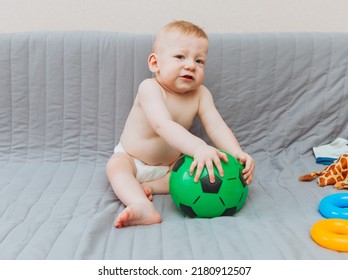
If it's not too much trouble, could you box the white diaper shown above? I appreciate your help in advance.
[114,143,169,183]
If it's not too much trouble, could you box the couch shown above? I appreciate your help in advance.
[0,31,347,259]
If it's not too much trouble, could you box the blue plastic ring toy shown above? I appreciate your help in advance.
[319,193,348,219]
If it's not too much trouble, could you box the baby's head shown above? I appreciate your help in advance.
[152,21,208,53]
[149,21,209,93]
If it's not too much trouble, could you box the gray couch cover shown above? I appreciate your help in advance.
[0,31,348,259]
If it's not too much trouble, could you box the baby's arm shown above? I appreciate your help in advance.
[138,79,226,183]
[198,86,255,184]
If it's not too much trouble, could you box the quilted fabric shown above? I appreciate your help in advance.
[0,31,348,259]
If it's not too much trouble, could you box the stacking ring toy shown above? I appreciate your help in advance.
[310,219,348,252]
[319,193,348,219]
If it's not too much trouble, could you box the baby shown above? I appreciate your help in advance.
[106,20,255,228]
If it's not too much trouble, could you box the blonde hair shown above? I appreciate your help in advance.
[153,20,208,51]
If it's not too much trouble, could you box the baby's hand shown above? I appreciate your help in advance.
[235,151,255,185]
[190,145,228,183]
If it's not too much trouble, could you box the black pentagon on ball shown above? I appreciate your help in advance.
[200,175,223,193]
[179,203,197,217]
[239,170,248,187]
[221,206,237,216]
[172,156,185,172]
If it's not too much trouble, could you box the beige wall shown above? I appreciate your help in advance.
[1,0,348,34]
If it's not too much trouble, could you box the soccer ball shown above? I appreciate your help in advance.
[169,152,248,218]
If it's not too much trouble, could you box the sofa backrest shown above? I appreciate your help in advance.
[0,31,347,162]
[0,32,153,162]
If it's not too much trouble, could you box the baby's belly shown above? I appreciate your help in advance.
[122,138,181,166]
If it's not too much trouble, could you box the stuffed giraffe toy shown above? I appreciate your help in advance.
[299,153,348,190]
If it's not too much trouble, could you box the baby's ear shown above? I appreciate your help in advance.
[148,53,159,73]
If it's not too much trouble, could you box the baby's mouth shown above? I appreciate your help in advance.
[181,75,194,80]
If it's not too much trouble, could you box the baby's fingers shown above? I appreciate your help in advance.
[190,160,204,183]
[243,171,253,185]
[193,162,205,183]
[218,151,229,163]
[242,158,255,184]
[212,156,224,180]
[190,160,216,183]
[189,159,197,177]
[205,160,217,183]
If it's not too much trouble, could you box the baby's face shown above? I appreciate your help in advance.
[153,31,209,94]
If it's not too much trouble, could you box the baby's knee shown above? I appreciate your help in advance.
[106,154,118,172]
[106,153,136,176]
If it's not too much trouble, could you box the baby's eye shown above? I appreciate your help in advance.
[196,59,205,65]
[175,55,185,60]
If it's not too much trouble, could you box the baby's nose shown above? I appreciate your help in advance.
[184,59,196,70]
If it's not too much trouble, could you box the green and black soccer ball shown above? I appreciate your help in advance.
[169,152,248,218]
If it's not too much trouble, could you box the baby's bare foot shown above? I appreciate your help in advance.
[114,201,162,228]
[142,186,153,201]
[141,175,170,195]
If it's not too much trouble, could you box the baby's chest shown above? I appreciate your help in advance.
[167,101,198,129]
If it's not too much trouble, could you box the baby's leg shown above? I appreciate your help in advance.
[141,172,170,197]
[106,153,162,228]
